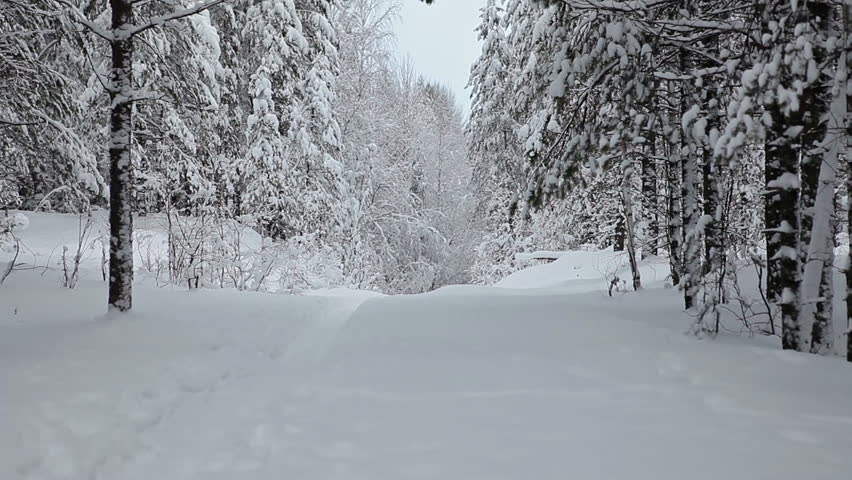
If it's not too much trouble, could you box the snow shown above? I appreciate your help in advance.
[513,250,570,262]
[498,248,670,291]
[2,213,852,479]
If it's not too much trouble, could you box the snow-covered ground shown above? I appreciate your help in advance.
[2,212,851,479]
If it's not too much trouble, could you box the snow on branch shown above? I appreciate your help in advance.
[53,0,114,42]
[122,0,229,39]
[0,118,43,128]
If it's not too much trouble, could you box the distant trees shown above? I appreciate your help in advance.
[467,0,851,360]
[335,0,473,292]
[2,0,473,305]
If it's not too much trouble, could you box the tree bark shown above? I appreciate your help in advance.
[681,95,701,309]
[641,130,659,258]
[769,110,803,351]
[760,2,806,350]
[798,2,833,352]
[794,0,837,353]
[623,146,641,291]
[764,140,783,304]
[108,0,135,312]
[665,132,682,287]
[809,230,835,354]
[613,210,625,252]
[843,0,852,362]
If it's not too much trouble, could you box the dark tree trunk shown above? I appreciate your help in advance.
[769,111,803,351]
[680,83,701,309]
[701,53,723,300]
[760,3,807,350]
[622,146,641,291]
[681,138,700,310]
[844,0,852,362]
[665,133,682,287]
[108,0,135,312]
[764,145,783,304]
[761,2,782,306]
[613,211,625,252]
[641,130,659,258]
[703,154,716,264]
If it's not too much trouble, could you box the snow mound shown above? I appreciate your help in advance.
[496,248,670,291]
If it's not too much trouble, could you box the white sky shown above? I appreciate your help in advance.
[394,0,485,111]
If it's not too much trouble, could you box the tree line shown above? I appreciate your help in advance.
[467,0,851,361]
[1,0,474,305]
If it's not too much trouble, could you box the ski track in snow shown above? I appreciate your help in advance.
[2,285,376,480]
[2,278,852,479]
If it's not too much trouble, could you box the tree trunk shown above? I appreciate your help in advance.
[802,80,838,354]
[681,133,701,310]
[108,0,135,312]
[760,3,806,350]
[700,35,722,287]
[810,230,835,354]
[764,140,783,304]
[623,147,641,291]
[665,133,682,287]
[798,1,833,352]
[613,210,625,252]
[703,153,717,266]
[641,130,659,259]
[843,0,852,362]
[769,113,803,351]
[681,92,701,311]
[762,2,782,306]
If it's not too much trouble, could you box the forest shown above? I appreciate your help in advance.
[466,0,852,359]
[2,1,852,478]
[2,0,476,298]
[4,0,849,359]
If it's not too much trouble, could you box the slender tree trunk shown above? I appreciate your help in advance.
[764,142,783,304]
[613,211,626,251]
[108,0,135,312]
[843,0,852,362]
[810,229,835,354]
[681,89,702,310]
[803,86,838,354]
[623,146,641,291]
[700,35,721,284]
[701,72,724,315]
[762,2,782,306]
[665,133,682,287]
[703,152,717,265]
[769,111,803,351]
[797,1,835,353]
[798,2,833,352]
[681,134,701,310]
[641,130,659,258]
[759,2,805,350]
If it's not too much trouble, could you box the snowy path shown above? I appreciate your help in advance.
[3,278,852,479]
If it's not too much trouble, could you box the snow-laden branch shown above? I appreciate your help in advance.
[0,118,43,128]
[53,0,114,42]
[122,0,229,39]
[54,0,229,42]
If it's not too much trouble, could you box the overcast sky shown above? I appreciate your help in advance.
[394,0,485,112]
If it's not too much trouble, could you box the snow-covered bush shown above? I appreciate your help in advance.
[0,211,28,253]
[0,210,28,285]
